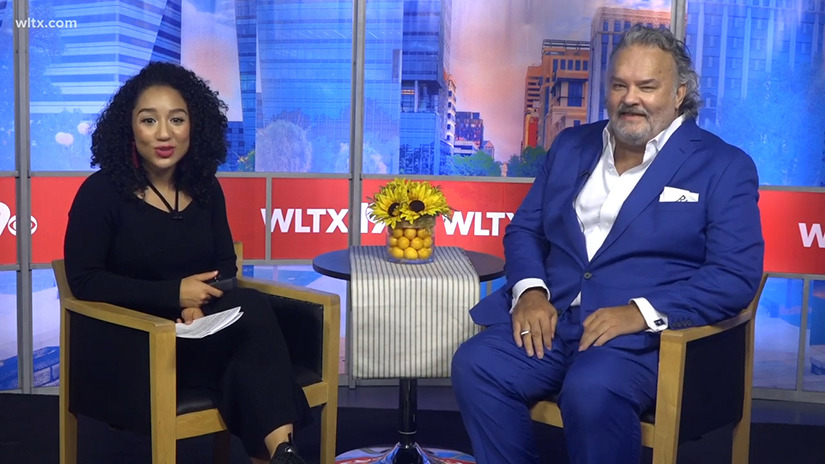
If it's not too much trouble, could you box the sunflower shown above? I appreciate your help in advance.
[401,181,453,223]
[367,178,409,228]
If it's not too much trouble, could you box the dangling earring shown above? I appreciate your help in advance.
[131,142,140,169]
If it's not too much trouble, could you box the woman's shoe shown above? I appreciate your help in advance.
[269,434,306,464]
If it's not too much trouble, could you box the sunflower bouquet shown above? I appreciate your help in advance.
[368,178,453,263]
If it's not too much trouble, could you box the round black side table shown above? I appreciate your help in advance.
[313,247,504,464]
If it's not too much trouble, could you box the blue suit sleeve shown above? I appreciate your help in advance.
[501,140,558,293]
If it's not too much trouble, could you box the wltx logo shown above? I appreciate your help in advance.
[0,202,38,236]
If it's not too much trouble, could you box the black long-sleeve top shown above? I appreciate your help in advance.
[63,171,237,320]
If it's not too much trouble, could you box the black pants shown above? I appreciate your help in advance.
[177,287,309,458]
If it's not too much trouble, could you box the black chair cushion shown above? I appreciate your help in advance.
[177,388,219,416]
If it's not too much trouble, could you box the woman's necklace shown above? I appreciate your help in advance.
[145,181,182,220]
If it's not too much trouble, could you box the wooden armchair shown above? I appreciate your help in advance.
[530,274,767,464]
[54,242,340,464]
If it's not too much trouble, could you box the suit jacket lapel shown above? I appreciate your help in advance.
[590,120,701,263]
[562,125,605,265]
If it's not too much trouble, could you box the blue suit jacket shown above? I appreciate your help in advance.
[470,119,765,351]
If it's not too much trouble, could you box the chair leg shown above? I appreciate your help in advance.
[651,445,678,464]
[651,431,678,464]
[213,430,232,464]
[731,419,750,464]
[152,430,177,464]
[319,403,339,464]
[60,408,78,464]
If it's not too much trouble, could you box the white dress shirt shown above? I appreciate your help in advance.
[511,115,686,332]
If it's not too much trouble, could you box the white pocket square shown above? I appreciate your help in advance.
[659,186,699,203]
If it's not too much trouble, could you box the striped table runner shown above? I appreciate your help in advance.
[350,246,481,378]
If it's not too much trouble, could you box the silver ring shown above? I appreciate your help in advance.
[520,329,531,336]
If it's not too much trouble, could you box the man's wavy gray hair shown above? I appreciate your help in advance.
[610,25,701,119]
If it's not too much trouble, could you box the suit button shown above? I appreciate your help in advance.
[583,272,592,279]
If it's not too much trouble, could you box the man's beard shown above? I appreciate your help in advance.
[609,104,655,147]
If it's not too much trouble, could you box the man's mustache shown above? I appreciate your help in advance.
[617,104,648,117]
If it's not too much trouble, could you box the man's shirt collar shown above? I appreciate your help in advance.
[601,114,686,168]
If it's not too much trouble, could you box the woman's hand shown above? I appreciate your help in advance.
[177,307,205,324]
[179,270,224,308]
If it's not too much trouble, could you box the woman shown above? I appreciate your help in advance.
[63,62,309,464]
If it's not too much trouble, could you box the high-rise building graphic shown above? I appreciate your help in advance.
[363,1,403,174]
[251,1,405,173]
[452,110,484,158]
[523,39,590,150]
[30,0,183,115]
[444,73,457,145]
[233,0,257,164]
[439,72,457,175]
[523,61,543,151]
[455,111,483,144]
[225,121,244,171]
[587,7,670,123]
[399,0,453,175]
[254,1,354,172]
[685,0,825,186]
[453,139,478,156]
[686,0,825,124]
[523,109,540,151]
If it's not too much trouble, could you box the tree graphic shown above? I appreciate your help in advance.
[506,145,546,178]
[448,150,502,177]
[255,119,313,172]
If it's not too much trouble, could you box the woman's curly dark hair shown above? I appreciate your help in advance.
[90,61,228,205]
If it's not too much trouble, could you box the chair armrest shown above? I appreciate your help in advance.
[660,273,766,347]
[237,276,339,308]
[660,309,753,345]
[237,277,340,387]
[62,296,174,334]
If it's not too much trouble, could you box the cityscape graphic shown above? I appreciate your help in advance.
[2,0,821,184]
[0,0,824,389]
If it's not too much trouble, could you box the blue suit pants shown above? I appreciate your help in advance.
[451,308,659,464]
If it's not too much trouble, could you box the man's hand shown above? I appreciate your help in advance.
[511,288,558,359]
[177,307,205,325]
[579,303,647,351]
[179,271,224,308]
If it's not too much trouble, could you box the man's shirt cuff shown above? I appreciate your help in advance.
[632,297,668,332]
[510,278,550,313]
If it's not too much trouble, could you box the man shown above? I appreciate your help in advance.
[451,25,764,464]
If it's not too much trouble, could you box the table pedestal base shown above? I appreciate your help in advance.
[335,379,475,464]
[335,444,475,464]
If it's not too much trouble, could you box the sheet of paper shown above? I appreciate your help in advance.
[176,306,242,339]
